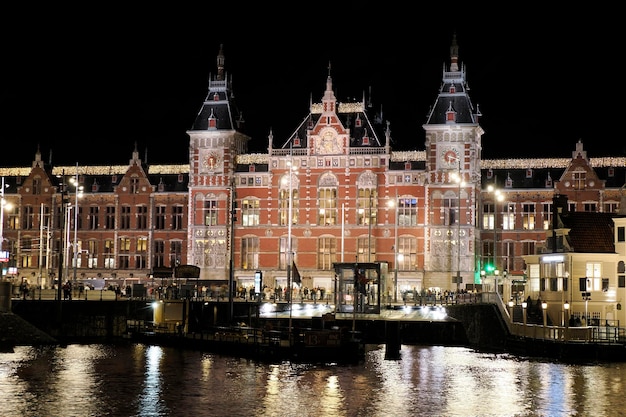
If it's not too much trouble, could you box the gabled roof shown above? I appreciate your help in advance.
[281,73,387,151]
[561,212,619,253]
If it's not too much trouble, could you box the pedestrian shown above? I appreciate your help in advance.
[63,281,72,300]
[20,279,29,300]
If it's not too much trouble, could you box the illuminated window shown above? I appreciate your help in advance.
[204,200,218,226]
[398,237,417,271]
[357,188,377,226]
[356,237,375,263]
[318,188,337,226]
[398,197,418,226]
[522,203,535,230]
[317,236,336,270]
[542,202,552,230]
[279,173,299,226]
[482,203,495,230]
[241,237,259,270]
[502,203,515,230]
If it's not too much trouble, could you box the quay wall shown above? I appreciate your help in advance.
[8,299,506,350]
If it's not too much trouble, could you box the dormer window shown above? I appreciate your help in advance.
[545,173,553,188]
[404,162,411,170]
[450,85,456,94]
[608,167,615,177]
[446,102,456,122]
[294,137,301,147]
[208,109,217,129]
[308,119,314,129]
[487,169,493,179]
[177,173,183,183]
[213,92,219,101]
[526,169,533,178]
[505,175,513,188]
[355,115,362,128]
[91,181,99,192]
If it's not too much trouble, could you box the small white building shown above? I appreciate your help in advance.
[523,192,626,329]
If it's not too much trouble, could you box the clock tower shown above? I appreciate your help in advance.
[422,33,484,291]
[187,45,250,280]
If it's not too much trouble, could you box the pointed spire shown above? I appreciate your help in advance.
[322,61,337,114]
[217,44,225,81]
[450,32,459,72]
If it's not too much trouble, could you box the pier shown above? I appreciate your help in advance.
[5,290,626,363]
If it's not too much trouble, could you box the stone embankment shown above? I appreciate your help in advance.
[0,312,58,350]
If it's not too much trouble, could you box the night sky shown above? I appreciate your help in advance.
[3,5,624,167]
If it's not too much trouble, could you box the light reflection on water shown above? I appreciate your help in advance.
[1,343,625,417]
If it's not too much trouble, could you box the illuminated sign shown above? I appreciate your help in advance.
[542,255,564,263]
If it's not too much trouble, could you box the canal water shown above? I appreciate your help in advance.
[1,343,624,417]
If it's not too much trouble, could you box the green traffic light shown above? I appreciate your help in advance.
[485,264,494,272]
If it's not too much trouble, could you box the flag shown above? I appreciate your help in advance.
[292,261,301,285]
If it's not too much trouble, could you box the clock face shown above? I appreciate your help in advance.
[439,146,460,167]
[202,150,222,171]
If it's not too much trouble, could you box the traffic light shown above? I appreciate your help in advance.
[484,263,495,273]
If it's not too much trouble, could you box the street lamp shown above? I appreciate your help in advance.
[486,183,503,296]
[56,170,70,302]
[542,301,548,338]
[69,165,83,284]
[564,301,570,340]
[450,165,465,292]
[284,153,298,335]
[522,301,528,327]
[0,177,10,280]
[387,192,399,303]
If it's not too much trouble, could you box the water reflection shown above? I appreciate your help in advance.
[1,343,625,417]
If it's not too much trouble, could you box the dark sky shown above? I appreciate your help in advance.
[3,5,624,167]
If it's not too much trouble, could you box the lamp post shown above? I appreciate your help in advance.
[285,152,297,335]
[522,301,528,327]
[368,192,373,262]
[388,192,399,303]
[451,164,465,292]
[56,170,69,303]
[564,301,570,341]
[487,184,503,296]
[228,177,236,323]
[0,177,8,281]
[542,301,548,338]
[69,165,83,284]
[0,177,5,254]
